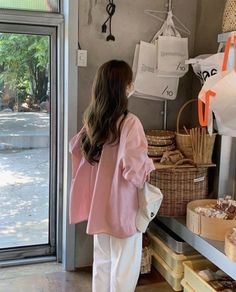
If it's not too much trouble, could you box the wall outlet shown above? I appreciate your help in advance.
[77,50,87,67]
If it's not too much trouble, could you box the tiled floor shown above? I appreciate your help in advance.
[0,262,63,280]
[0,262,175,292]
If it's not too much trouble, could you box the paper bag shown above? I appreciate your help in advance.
[133,41,179,100]
[157,36,189,77]
[198,34,236,137]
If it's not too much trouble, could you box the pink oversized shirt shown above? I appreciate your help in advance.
[69,113,155,238]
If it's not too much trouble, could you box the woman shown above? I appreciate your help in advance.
[69,60,155,292]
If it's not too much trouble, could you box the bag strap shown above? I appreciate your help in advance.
[166,11,181,37]
[151,11,180,43]
[198,90,216,127]
[222,34,236,72]
[151,22,168,43]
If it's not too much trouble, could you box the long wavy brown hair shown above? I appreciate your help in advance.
[81,60,133,164]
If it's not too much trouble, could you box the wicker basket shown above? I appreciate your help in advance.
[140,247,152,274]
[176,99,196,159]
[145,130,175,146]
[150,166,208,216]
[148,144,175,157]
[222,0,236,33]
[176,99,216,164]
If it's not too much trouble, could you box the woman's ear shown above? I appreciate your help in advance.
[126,83,135,98]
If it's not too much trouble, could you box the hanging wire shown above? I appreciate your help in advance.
[101,0,116,41]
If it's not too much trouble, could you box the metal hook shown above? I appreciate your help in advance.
[166,0,172,12]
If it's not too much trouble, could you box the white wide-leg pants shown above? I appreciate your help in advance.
[92,232,142,292]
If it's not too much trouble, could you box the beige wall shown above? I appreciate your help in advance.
[195,0,225,55]
[75,0,226,267]
[77,0,197,130]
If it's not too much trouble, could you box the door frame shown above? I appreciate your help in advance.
[0,1,78,270]
[0,23,57,261]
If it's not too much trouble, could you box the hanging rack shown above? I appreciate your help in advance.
[168,0,172,12]
[144,0,191,36]
[145,0,190,130]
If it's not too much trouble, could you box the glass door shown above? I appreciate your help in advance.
[0,24,57,260]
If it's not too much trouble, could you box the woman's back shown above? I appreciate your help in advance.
[69,112,154,238]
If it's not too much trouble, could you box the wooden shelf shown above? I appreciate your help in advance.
[157,216,236,280]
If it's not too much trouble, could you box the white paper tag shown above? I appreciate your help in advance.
[194,176,205,183]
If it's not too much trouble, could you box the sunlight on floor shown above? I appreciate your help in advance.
[0,169,33,187]
[0,148,49,248]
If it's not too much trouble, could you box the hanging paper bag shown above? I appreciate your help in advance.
[132,41,179,100]
[189,53,224,84]
[156,35,189,77]
[198,34,236,137]
[151,11,189,78]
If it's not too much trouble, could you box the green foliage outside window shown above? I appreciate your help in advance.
[0,34,49,111]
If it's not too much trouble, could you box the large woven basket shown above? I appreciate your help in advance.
[222,0,236,33]
[150,166,208,216]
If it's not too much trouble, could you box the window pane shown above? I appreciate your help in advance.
[0,33,50,248]
[0,0,59,12]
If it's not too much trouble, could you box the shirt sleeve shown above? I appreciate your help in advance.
[69,127,84,178]
[122,117,155,189]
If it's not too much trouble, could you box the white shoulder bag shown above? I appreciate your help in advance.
[136,182,163,233]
